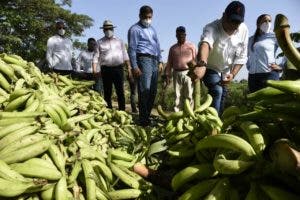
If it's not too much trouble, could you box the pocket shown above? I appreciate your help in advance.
[203,70,221,87]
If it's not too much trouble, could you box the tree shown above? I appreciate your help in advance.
[0,0,93,62]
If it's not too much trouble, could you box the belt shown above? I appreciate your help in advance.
[101,64,123,68]
[137,53,158,60]
[174,68,189,72]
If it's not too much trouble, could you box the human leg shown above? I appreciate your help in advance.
[112,66,125,111]
[101,67,113,109]
[137,57,154,126]
[203,69,223,115]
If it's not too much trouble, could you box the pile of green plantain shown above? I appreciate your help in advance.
[148,14,300,200]
[0,53,158,200]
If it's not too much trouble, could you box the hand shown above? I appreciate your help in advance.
[132,67,142,78]
[127,70,134,83]
[94,72,101,78]
[221,73,234,85]
[193,66,206,81]
[187,60,196,68]
[158,62,163,73]
[270,63,282,72]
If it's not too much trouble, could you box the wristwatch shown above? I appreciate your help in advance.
[196,60,207,67]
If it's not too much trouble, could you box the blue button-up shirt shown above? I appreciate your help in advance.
[247,32,279,74]
[128,22,162,69]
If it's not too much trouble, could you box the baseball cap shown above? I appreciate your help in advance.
[225,1,245,23]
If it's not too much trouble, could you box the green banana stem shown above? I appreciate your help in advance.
[274,14,300,71]
[193,79,201,110]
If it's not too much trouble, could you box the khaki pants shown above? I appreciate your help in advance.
[173,70,193,112]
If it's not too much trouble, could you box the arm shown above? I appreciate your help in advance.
[229,25,249,80]
[194,42,210,79]
[46,38,54,68]
[128,27,139,69]
[154,28,163,63]
[164,47,173,84]
[194,24,214,80]
[92,45,100,74]
[75,52,83,72]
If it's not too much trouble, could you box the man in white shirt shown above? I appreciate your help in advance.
[46,21,73,75]
[75,38,103,95]
[194,1,248,115]
[93,20,131,111]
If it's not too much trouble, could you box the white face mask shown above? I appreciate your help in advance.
[104,30,114,38]
[141,19,152,27]
[58,29,65,36]
[260,22,272,33]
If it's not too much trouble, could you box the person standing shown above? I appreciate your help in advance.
[193,1,248,115]
[165,26,197,112]
[93,20,131,111]
[75,38,103,94]
[46,21,73,75]
[247,14,282,93]
[128,5,163,126]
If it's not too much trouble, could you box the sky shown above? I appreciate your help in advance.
[69,0,300,80]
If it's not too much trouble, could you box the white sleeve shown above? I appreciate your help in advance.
[46,38,54,68]
[200,24,215,49]
[93,43,100,64]
[121,40,129,62]
[75,52,83,72]
[233,25,249,65]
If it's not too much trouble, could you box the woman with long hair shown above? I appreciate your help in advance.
[247,14,282,93]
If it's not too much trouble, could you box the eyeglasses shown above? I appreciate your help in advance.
[104,28,113,31]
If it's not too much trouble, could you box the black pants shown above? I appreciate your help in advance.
[101,65,125,110]
[248,71,280,93]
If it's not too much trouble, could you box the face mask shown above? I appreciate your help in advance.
[104,30,114,38]
[260,22,272,33]
[141,19,152,27]
[58,29,65,36]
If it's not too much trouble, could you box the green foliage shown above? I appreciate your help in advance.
[0,0,93,62]
[225,80,248,109]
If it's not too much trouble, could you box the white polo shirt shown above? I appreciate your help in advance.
[46,35,73,70]
[201,19,248,74]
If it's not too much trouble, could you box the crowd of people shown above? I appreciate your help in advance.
[46,1,283,126]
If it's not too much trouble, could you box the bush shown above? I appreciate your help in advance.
[225,79,248,109]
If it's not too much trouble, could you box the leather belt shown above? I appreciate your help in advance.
[137,53,158,60]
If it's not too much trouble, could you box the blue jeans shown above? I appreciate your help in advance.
[203,69,227,116]
[137,56,158,125]
[248,71,280,93]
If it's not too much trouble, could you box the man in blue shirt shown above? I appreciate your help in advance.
[128,5,163,126]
